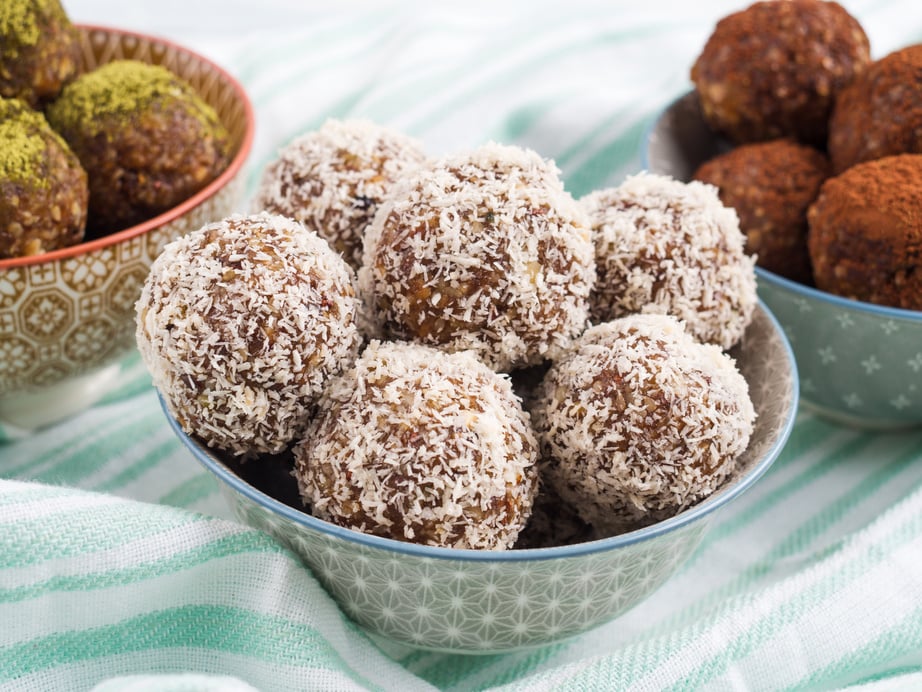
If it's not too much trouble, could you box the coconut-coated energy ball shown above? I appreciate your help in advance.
[807,154,922,310]
[136,212,361,458]
[293,340,538,550]
[693,138,830,285]
[691,0,870,146]
[828,45,922,174]
[359,142,596,371]
[0,0,82,108]
[253,119,427,269]
[47,60,231,235]
[581,172,756,350]
[0,97,87,259]
[531,314,755,536]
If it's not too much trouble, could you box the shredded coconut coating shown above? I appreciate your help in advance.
[581,172,757,350]
[293,341,539,550]
[531,313,755,536]
[358,142,596,372]
[136,212,361,458]
[253,118,427,269]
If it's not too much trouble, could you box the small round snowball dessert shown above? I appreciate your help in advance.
[531,314,755,536]
[136,212,361,458]
[293,341,539,550]
[582,173,757,350]
[253,119,427,269]
[359,142,596,371]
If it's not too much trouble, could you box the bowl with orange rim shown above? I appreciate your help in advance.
[0,25,254,432]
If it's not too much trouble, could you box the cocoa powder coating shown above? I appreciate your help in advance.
[807,154,922,310]
[693,138,829,284]
[691,0,870,146]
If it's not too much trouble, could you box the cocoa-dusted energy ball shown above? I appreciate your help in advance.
[0,0,82,107]
[828,45,922,174]
[581,172,757,350]
[0,97,87,259]
[531,314,755,535]
[47,60,231,235]
[136,212,361,458]
[691,0,870,146]
[294,340,538,550]
[359,142,595,371]
[807,154,922,310]
[253,119,427,269]
[693,138,830,284]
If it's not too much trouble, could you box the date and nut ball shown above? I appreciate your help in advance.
[807,154,922,311]
[293,340,538,550]
[581,172,756,351]
[136,212,361,458]
[359,142,596,372]
[47,59,231,235]
[0,0,82,108]
[693,138,830,284]
[0,97,88,259]
[691,0,870,146]
[253,119,427,270]
[828,45,922,174]
[531,313,755,536]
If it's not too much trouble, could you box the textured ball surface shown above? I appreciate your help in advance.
[359,142,595,371]
[254,119,427,269]
[294,340,539,550]
[532,314,755,535]
[582,172,756,350]
[136,212,361,457]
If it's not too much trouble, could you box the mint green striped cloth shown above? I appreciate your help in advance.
[4,1,922,689]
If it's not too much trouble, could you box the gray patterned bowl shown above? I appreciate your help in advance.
[0,25,254,433]
[644,91,922,430]
[163,303,798,654]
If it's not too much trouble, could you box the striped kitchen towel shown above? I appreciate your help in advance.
[3,0,922,689]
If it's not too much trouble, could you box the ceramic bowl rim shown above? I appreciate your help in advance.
[640,90,922,325]
[0,23,256,271]
[163,301,798,564]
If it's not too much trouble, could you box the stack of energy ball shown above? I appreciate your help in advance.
[689,0,922,310]
[137,117,759,551]
[0,0,229,259]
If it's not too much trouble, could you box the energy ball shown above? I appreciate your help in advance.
[136,212,361,458]
[47,60,231,235]
[581,172,756,350]
[693,139,829,285]
[293,340,538,550]
[359,142,596,371]
[531,314,755,535]
[691,0,870,146]
[807,154,922,310]
[828,45,922,174]
[0,0,82,108]
[0,97,87,259]
[253,119,427,269]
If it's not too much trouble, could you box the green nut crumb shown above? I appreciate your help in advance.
[47,60,222,137]
[0,0,69,54]
[0,98,61,188]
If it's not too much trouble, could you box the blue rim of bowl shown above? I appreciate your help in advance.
[639,91,922,325]
[161,301,798,563]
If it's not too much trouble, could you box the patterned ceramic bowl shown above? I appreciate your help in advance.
[163,303,798,653]
[0,25,254,432]
[644,91,922,430]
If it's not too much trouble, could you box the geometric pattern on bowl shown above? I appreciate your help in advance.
[165,303,798,653]
[757,274,922,429]
[0,25,253,395]
[643,90,922,429]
